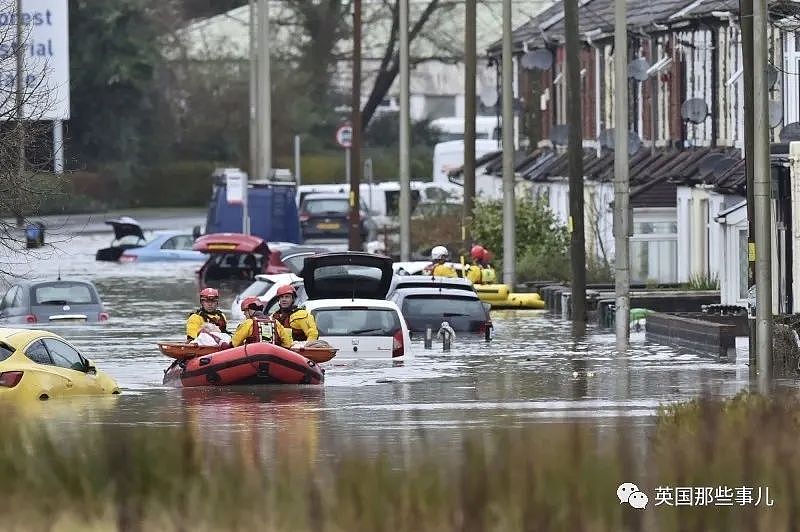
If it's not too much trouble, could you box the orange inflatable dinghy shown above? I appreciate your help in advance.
[163,342,324,387]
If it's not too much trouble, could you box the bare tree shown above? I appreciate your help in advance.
[359,0,458,129]
[0,0,68,276]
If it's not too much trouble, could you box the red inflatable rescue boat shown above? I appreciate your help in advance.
[163,342,324,387]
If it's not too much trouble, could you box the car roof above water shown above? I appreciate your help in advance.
[305,298,401,310]
[16,279,98,288]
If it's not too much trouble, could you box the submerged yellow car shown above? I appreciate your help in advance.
[0,328,120,400]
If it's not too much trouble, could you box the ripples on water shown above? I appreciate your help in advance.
[1,228,753,457]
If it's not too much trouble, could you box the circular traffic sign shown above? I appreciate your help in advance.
[336,125,353,148]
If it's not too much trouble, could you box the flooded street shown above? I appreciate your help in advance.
[0,212,758,460]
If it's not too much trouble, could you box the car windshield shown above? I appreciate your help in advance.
[303,199,348,214]
[33,283,97,305]
[315,265,383,280]
[212,253,263,269]
[401,295,485,318]
[312,307,401,336]
[240,279,275,298]
[282,253,313,274]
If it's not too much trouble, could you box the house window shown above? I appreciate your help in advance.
[630,239,678,284]
[629,212,678,284]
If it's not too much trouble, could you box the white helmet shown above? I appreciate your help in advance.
[431,245,449,260]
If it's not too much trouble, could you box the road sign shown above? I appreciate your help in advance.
[336,125,353,148]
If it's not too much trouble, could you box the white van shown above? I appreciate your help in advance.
[430,116,501,142]
[297,181,463,228]
[432,140,500,183]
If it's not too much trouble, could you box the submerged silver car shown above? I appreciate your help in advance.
[0,280,109,324]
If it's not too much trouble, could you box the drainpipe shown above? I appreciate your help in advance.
[710,26,719,147]
[650,37,658,155]
[585,29,603,156]
[791,142,800,314]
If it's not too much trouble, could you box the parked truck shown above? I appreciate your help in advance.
[204,168,301,243]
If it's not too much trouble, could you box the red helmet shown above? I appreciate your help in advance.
[276,285,297,297]
[200,287,219,300]
[240,296,264,311]
[470,245,486,262]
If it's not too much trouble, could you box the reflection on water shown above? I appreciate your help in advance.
[0,230,755,461]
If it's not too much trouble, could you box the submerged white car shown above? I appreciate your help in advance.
[262,252,411,359]
[230,273,302,321]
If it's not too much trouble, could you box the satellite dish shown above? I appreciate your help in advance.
[698,153,725,175]
[521,51,538,69]
[597,128,641,152]
[522,49,553,70]
[479,87,498,108]
[779,122,800,142]
[768,100,783,128]
[768,65,778,89]
[681,98,709,124]
[550,124,569,146]
[597,129,614,149]
[628,58,650,81]
[712,157,738,177]
[627,131,642,153]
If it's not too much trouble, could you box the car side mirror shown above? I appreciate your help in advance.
[84,359,97,375]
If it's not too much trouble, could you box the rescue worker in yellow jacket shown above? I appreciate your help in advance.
[271,284,319,341]
[466,245,497,284]
[186,288,229,341]
[231,297,294,348]
[424,245,457,277]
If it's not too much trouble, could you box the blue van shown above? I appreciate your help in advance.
[205,171,301,244]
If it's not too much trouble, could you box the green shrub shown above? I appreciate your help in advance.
[129,160,217,207]
[687,272,720,290]
[275,147,434,185]
[0,172,108,216]
[471,197,569,282]
[2,393,800,530]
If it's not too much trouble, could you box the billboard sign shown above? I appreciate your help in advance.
[0,0,70,120]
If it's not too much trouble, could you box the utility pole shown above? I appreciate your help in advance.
[294,135,301,185]
[257,0,272,179]
[753,0,772,389]
[463,0,477,252]
[565,0,586,324]
[740,0,757,367]
[349,0,363,251]
[14,0,24,227]
[501,0,516,288]
[249,0,257,179]
[399,0,411,261]
[613,0,630,351]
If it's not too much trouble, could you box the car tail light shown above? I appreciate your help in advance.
[299,213,310,223]
[0,371,23,388]
[119,253,138,263]
[24,314,37,324]
[392,329,404,358]
[99,312,109,322]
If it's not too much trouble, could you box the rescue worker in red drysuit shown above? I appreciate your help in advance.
[271,284,319,342]
[186,287,229,341]
[231,296,293,348]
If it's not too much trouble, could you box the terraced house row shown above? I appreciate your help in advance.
[462,0,800,314]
